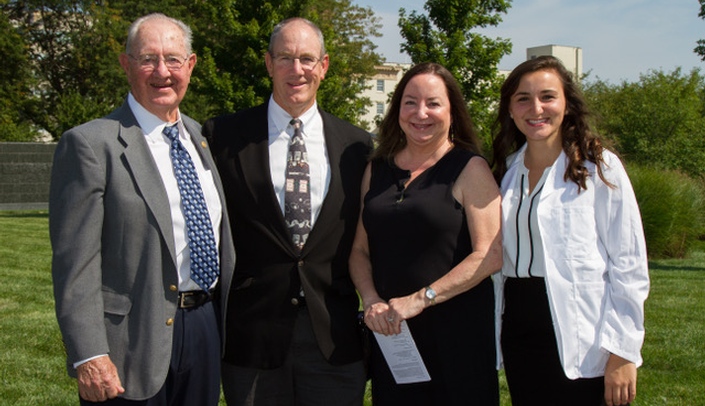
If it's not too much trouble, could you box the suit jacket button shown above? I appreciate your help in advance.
[291,298,299,306]
[169,284,178,292]
[166,318,174,326]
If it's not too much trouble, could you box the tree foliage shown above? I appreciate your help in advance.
[183,0,382,126]
[398,0,512,147]
[0,0,382,140]
[0,5,37,141]
[583,68,705,179]
[2,0,130,140]
[627,163,705,258]
[695,0,705,61]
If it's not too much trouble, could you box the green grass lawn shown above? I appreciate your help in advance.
[1,211,703,405]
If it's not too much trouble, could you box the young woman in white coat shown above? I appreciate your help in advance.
[491,56,650,406]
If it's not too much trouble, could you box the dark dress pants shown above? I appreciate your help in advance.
[221,307,366,406]
[501,277,606,406]
[80,301,221,406]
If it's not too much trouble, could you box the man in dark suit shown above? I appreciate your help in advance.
[49,13,235,405]
[204,17,372,406]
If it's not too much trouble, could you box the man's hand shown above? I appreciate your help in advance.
[76,355,125,402]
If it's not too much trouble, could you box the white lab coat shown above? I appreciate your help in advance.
[496,144,650,379]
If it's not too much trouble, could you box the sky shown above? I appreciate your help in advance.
[352,0,704,83]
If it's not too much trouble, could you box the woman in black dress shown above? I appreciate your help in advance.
[349,62,502,405]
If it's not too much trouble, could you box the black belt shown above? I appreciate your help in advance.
[178,289,213,309]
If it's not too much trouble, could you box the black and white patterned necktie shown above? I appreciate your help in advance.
[284,118,311,252]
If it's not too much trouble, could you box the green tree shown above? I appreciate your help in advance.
[0,6,37,141]
[2,0,128,140]
[695,0,705,61]
[307,0,382,126]
[398,0,512,147]
[184,0,381,126]
[1,0,381,140]
[584,68,705,179]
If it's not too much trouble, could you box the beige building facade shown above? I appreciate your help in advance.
[359,62,411,133]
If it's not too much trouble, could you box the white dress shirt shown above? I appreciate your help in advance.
[501,161,551,278]
[267,96,330,227]
[128,93,222,292]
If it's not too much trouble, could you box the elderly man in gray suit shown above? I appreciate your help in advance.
[49,13,234,405]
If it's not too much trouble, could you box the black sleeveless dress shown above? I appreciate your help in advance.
[363,148,499,405]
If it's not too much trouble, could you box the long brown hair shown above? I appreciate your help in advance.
[374,62,481,160]
[491,55,612,190]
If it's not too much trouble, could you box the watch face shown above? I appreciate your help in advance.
[425,287,436,299]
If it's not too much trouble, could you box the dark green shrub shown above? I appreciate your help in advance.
[584,69,705,180]
[627,163,705,259]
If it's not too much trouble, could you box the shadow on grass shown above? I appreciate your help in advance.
[648,262,705,272]
[0,211,48,218]
[649,262,705,272]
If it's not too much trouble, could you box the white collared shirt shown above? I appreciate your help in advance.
[502,161,553,278]
[267,96,330,227]
[128,93,222,292]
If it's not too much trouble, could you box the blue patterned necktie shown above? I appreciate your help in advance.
[284,118,311,252]
[164,124,219,292]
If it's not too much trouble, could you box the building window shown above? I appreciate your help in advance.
[376,102,384,115]
[376,79,384,92]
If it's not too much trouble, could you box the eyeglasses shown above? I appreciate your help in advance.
[271,54,321,70]
[129,54,189,71]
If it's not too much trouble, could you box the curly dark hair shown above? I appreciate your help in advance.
[491,55,612,190]
[373,62,481,160]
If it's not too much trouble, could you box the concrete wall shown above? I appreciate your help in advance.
[526,45,583,80]
[0,142,56,210]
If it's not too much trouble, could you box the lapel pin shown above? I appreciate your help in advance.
[201,141,208,148]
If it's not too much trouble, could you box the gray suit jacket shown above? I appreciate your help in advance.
[49,101,235,400]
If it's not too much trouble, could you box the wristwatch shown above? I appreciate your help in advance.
[424,286,436,306]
